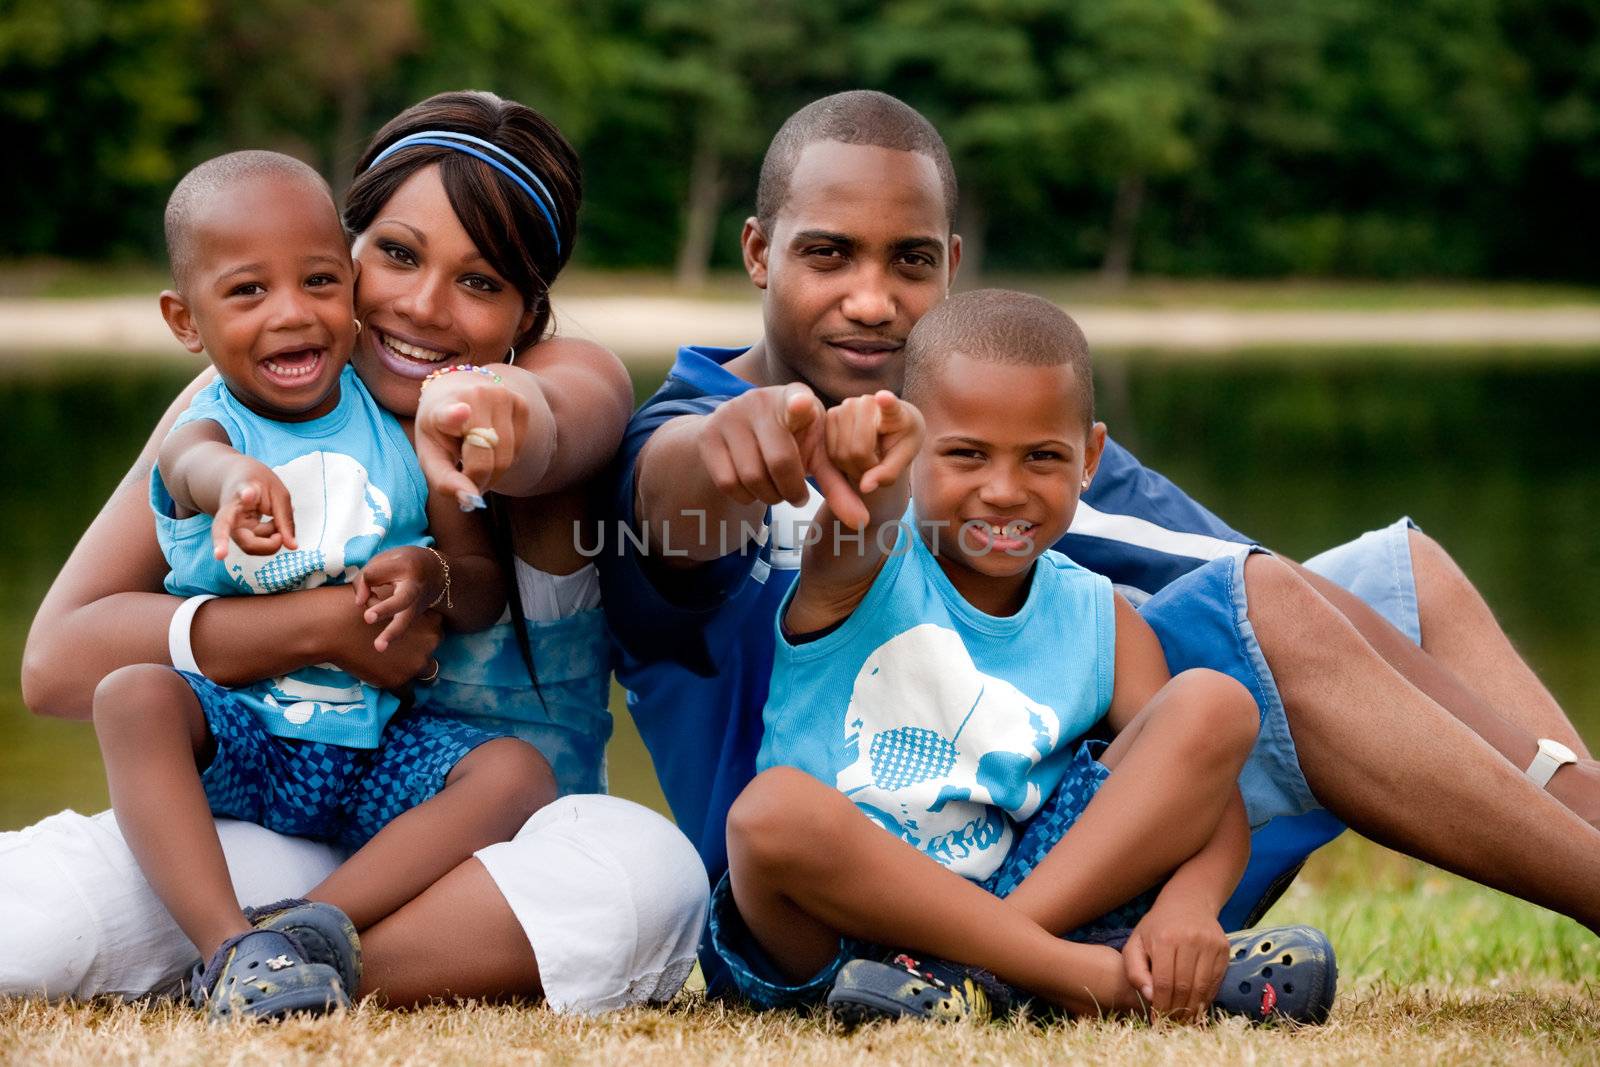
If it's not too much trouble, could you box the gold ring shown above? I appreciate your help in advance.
[464,426,500,450]
[418,659,440,683]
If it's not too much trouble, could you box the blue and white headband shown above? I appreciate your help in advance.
[368,129,563,255]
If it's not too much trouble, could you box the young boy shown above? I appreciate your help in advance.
[90,151,554,1019]
[713,290,1336,1023]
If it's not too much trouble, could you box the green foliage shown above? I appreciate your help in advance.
[0,0,203,255]
[1,0,1596,279]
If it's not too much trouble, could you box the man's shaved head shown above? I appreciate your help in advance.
[903,289,1096,427]
[756,90,958,232]
[164,150,334,293]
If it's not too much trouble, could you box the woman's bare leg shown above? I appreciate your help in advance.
[357,857,542,1004]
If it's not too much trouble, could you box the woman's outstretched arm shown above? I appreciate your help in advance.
[413,336,633,503]
[22,370,439,720]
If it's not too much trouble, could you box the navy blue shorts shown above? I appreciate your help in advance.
[181,671,508,850]
[711,743,1156,1010]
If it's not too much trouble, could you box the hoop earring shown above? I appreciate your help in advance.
[353,318,363,336]
[506,346,516,363]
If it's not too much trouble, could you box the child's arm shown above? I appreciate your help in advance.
[157,419,297,560]
[1121,787,1250,1019]
[1105,597,1248,1017]
[355,492,506,651]
[783,391,923,636]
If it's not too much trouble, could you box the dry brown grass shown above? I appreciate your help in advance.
[5,838,1599,1065]
[4,984,1600,1067]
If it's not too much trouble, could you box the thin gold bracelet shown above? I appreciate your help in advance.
[424,547,452,610]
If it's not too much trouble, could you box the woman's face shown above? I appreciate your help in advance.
[350,163,535,416]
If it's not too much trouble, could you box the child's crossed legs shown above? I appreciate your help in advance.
[724,668,1257,1017]
[92,663,556,963]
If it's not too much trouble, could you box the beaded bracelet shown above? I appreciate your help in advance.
[420,364,503,391]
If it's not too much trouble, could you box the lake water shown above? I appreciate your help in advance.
[2,352,1597,829]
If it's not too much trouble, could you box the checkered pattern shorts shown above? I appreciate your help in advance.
[980,740,1160,935]
[181,671,509,849]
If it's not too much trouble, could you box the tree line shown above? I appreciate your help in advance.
[4,0,1597,282]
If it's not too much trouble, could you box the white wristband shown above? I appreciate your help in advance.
[168,594,218,677]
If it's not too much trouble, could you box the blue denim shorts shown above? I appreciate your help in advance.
[183,671,509,850]
[1139,516,1420,829]
[710,743,1159,1011]
[1139,517,1421,926]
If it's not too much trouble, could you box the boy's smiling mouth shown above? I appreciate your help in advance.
[259,347,327,387]
[962,518,1037,555]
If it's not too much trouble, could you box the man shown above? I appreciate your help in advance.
[598,90,1600,989]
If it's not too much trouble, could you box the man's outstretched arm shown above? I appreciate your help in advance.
[634,383,866,565]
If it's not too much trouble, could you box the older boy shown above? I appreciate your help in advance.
[715,291,1336,1023]
[598,90,1600,999]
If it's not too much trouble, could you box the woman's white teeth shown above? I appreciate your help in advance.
[383,334,449,362]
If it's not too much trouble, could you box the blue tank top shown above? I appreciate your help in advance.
[152,368,430,748]
[758,516,1115,882]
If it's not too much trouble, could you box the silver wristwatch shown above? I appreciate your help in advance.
[1525,737,1578,789]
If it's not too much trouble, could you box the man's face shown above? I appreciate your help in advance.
[744,141,960,404]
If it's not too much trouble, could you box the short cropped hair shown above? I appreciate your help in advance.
[903,289,1095,427]
[164,150,332,294]
[756,90,958,231]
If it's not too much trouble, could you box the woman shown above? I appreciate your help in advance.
[7,91,707,1013]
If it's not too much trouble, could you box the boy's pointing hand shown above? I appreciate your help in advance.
[696,381,868,529]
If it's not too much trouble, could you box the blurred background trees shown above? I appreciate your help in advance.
[3,0,1596,281]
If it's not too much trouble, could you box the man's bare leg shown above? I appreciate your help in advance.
[727,767,1142,1016]
[1405,528,1590,755]
[1289,541,1600,826]
[1247,554,1600,931]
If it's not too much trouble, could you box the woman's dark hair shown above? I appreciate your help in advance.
[350,91,583,699]
[345,90,581,351]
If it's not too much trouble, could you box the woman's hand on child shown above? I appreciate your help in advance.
[327,598,443,689]
[354,547,446,652]
[213,460,296,560]
[1121,901,1230,1020]
[823,391,924,500]
[415,373,529,510]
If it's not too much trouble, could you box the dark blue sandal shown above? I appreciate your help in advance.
[1213,925,1337,1024]
[826,953,1016,1025]
[189,929,348,1021]
[245,899,362,997]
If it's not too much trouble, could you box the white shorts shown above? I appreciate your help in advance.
[0,795,707,1014]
